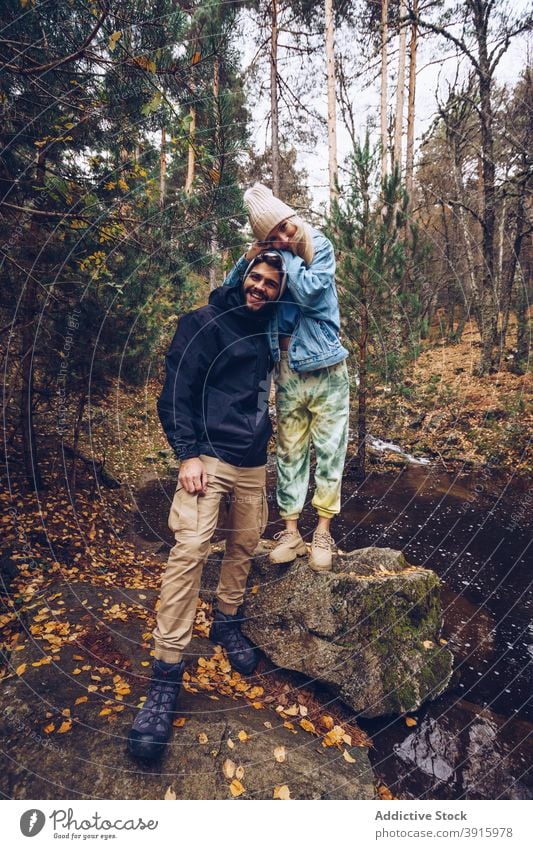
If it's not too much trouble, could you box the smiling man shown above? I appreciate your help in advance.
[127,250,286,762]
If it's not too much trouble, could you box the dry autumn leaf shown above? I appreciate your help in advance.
[222,759,236,780]
[15,663,26,676]
[198,732,208,744]
[235,765,245,781]
[405,717,417,727]
[274,746,286,763]
[300,718,315,733]
[273,784,291,800]
[377,783,395,800]
[164,786,176,800]
[343,749,356,763]
[229,779,245,797]
[74,696,88,706]
[237,730,249,742]
[57,720,72,733]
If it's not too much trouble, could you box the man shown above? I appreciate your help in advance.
[127,251,286,762]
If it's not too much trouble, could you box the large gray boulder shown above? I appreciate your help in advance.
[231,546,453,718]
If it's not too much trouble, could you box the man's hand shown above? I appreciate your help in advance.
[178,457,208,494]
[245,240,270,261]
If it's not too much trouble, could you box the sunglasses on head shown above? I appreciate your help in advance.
[255,251,283,268]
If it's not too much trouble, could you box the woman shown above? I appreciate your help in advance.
[224,183,349,571]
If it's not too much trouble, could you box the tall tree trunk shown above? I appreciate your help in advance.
[159,125,166,209]
[380,0,389,179]
[185,106,196,195]
[325,0,338,201]
[210,55,220,292]
[405,0,418,201]
[474,3,497,374]
[69,390,87,501]
[514,264,529,371]
[440,201,455,337]
[21,150,45,490]
[393,0,407,173]
[500,190,526,351]
[270,0,280,195]
[20,278,43,490]
[357,302,368,482]
[452,149,481,326]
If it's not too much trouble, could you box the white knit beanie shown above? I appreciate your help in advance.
[243,183,296,241]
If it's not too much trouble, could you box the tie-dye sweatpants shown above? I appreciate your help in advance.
[275,352,350,519]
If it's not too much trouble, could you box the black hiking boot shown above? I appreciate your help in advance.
[209,610,258,676]
[127,659,185,762]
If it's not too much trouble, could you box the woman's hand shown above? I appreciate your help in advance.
[245,240,270,261]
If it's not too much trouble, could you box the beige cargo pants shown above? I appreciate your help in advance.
[152,454,268,663]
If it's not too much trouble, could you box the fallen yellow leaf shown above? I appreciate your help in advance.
[237,730,249,742]
[222,759,235,780]
[15,663,26,676]
[235,765,245,781]
[164,786,176,800]
[43,723,55,734]
[57,720,72,733]
[198,732,208,744]
[273,784,291,800]
[274,746,286,763]
[172,718,186,728]
[405,717,417,727]
[343,749,356,763]
[229,779,245,797]
[300,719,315,733]
[74,696,88,706]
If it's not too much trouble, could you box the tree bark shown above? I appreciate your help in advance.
[325,0,338,201]
[270,0,280,195]
[21,150,45,490]
[380,0,389,179]
[393,0,407,173]
[405,0,418,201]
[210,55,220,292]
[159,125,166,209]
[500,191,527,351]
[185,106,196,195]
[476,17,497,375]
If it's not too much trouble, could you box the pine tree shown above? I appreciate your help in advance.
[326,134,424,478]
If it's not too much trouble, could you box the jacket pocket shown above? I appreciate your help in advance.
[168,485,198,534]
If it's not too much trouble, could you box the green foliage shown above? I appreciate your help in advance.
[326,133,427,392]
[0,0,251,483]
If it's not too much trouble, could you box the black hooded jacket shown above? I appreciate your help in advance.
[157,285,274,467]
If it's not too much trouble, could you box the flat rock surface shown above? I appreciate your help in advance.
[0,581,374,800]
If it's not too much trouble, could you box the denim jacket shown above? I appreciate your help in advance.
[223,229,348,372]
